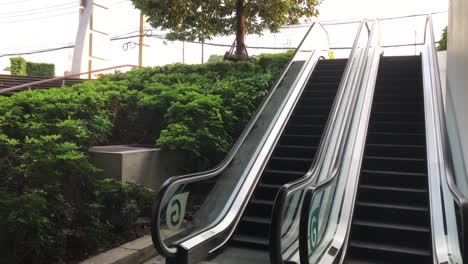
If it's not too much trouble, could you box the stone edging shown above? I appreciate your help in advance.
[79,235,158,264]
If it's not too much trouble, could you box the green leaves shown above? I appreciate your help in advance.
[438,26,447,51]
[131,0,320,42]
[0,51,292,263]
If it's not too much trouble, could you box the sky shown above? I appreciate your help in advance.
[0,0,449,75]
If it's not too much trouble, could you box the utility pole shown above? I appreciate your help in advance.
[201,40,204,64]
[182,41,185,64]
[138,13,144,67]
[72,0,110,78]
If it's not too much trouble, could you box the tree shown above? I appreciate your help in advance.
[438,26,447,51]
[130,0,320,60]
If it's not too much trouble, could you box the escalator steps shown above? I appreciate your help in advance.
[345,56,433,263]
[230,59,348,249]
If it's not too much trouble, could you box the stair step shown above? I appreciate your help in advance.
[362,156,427,174]
[231,234,269,249]
[361,169,428,189]
[365,144,425,159]
[290,114,329,124]
[366,132,426,145]
[372,102,424,112]
[373,94,423,103]
[274,145,317,159]
[360,184,427,193]
[350,223,431,252]
[237,216,271,238]
[254,183,281,201]
[279,134,321,146]
[371,111,424,122]
[298,97,335,106]
[241,216,271,224]
[369,121,425,133]
[356,201,428,212]
[267,156,313,172]
[349,241,430,256]
[284,124,324,135]
[353,220,430,232]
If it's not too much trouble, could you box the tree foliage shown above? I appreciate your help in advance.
[438,26,447,51]
[130,0,320,56]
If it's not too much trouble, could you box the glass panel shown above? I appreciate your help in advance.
[301,183,338,264]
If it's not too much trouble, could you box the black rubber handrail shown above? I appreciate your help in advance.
[150,22,323,258]
[269,20,372,264]
[424,15,468,261]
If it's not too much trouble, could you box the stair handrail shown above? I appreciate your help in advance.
[150,22,329,259]
[0,64,138,95]
[295,19,381,264]
[424,14,468,263]
[269,19,375,264]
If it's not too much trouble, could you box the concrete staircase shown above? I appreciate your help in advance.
[0,74,86,95]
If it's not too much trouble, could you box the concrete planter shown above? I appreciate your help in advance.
[89,145,198,189]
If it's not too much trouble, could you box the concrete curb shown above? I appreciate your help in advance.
[80,235,158,264]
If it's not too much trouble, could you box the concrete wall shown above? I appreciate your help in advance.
[446,0,468,194]
[89,145,201,190]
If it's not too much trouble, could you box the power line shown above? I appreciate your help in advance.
[0,4,79,19]
[0,11,78,24]
[111,32,296,50]
[0,45,75,58]
[1,0,41,5]
[0,1,78,16]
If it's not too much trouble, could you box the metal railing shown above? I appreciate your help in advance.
[0,64,137,95]
[422,15,467,263]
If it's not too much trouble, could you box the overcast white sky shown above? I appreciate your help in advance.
[0,0,448,75]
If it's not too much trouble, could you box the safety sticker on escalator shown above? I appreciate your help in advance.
[309,207,320,253]
[166,192,189,231]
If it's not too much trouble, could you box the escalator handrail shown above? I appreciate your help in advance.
[151,22,327,258]
[425,15,468,209]
[269,19,371,264]
[300,19,377,204]
[297,20,380,264]
[424,14,468,261]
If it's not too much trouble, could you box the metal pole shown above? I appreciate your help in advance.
[414,30,417,55]
[201,40,204,64]
[182,41,185,64]
[139,13,144,67]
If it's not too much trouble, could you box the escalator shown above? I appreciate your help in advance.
[344,56,433,263]
[208,59,348,262]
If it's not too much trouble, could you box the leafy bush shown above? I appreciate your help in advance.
[26,62,55,77]
[10,57,27,76]
[0,52,292,263]
[0,190,67,263]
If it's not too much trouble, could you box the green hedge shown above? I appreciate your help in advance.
[26,62,55,77]
[0,52,292,263]
[10,57,27,76]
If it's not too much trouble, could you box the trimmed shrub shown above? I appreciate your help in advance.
[26,62,55,77]
[0,51,293,263]
[10,57,27,76]
[207,54,224,64]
